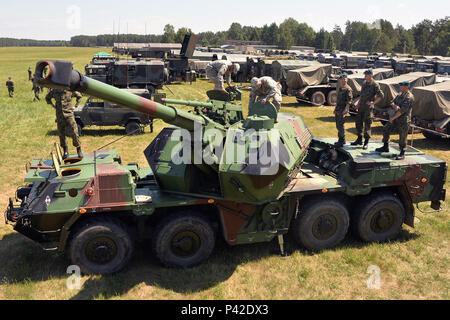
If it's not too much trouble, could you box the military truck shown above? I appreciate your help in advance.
[165,34,198,83]
[4,60,447,275]
[73,89,157,135]
[412,81,450,140]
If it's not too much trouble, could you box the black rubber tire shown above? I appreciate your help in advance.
[327,90,337,106]
[152,212,215,268]
[125,120,142,135]
[352,193,405,242]
[291,199,349,251]
[68,217,134,275]
[311,91,326,106]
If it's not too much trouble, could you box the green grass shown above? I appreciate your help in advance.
[0,47,448,300]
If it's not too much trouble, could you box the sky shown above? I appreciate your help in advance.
[0,0,448,40]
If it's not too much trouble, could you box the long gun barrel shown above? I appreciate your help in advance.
[35,60,212,131]
[162,98,215,109]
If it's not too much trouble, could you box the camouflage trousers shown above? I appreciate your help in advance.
[382,118,409,150]
[8,88,14,98]
[355,107,373,140]
[57,114,80,148]
[206,69,224,90]
[334,109,346,142]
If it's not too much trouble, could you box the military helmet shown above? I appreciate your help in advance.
[339,73,348,79]
[251,77,260,88]
[364,69,373,75]
[399,81,410,87]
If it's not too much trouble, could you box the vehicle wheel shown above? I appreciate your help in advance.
[352,193,405,242]
[291,199,349,251]
[125,121,142,135]
[310,91,326,106]
[68,217,134,275]
[422,130,442,140]
[327,90,337,106]
[152,212,215,268]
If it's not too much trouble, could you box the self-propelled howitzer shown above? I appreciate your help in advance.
[4,60,447,275]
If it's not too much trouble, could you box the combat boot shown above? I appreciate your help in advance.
[396,149,405,160]
[351,137,363,146]
[375,143,389,153]
[334,140,345,148]
[62,146,69,160]
[77,147,84,159]
[363,139,369,150]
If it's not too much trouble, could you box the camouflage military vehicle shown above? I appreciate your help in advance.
[74,89,157,135]
[4,60,447,275]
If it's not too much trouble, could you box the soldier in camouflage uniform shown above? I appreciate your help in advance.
[32,80,41,102]
[352,69,384,149]
[206,60,240,91]
[376,81,415,160]
[334,73,353,147]
[249,76,283,112]
[6,77,14,98]
[46,89,83,159]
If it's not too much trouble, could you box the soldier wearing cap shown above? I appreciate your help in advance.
[6,77,14,98]
[334,73,353,147]
[352,69,384,149]
[376,81,414,160]
[249,76,283,112]
[205,60,240,92]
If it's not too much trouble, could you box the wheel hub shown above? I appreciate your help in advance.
[371,210,394,233]
[312,214,338,240]
[171,231,201,258]
[85,238,117,265]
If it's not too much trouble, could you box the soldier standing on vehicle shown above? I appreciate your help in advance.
[249,76,283,112]
[46,89,83,159]
[334,73,353,148]
[6,77,14,98]
[205,60,240,92]
[28,67,33,81]
[376,81,414,160]
[351,69,384,149]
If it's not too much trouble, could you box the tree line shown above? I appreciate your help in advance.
[1,17,448,56]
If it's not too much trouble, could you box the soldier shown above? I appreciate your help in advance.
[249,76,283,112]
[205,60,240,92]
[28,67,32,81]
[351,69,384,149]
[32,80,41,102]
[6,77,14,98]
[46,89,83,159]
[376,81,415,160]
[334,73,353,147]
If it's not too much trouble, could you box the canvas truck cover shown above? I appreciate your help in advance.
[346,68,394,95]
[286,64,332,89]
[412,81,450,121]
[376,72,436,108]
[271,60,319,81]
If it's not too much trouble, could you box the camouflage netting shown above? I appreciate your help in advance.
[346,68,394,95]
[271,60,319,81]
[376,72,436,108]
[412,81,450,121]
[285,64,332,89]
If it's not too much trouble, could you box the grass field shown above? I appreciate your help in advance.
[0,47,448,300]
